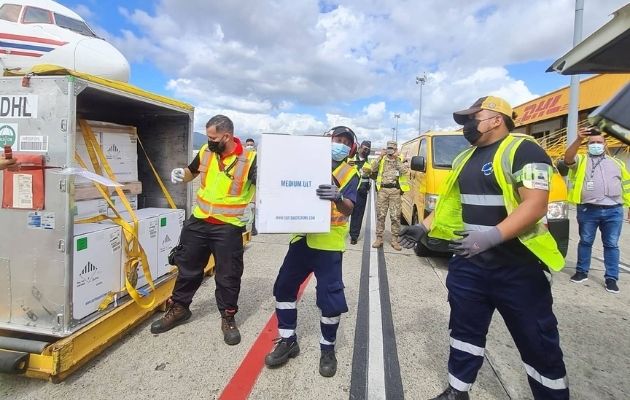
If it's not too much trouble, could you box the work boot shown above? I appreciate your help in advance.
[350,238,358,245]
[221,314,241,345]
[265,337,300,367]
[372,236,383,248]
[391,237,402,251]
[430,386,470,400]
[319,349,337,377]
[150,301,192,334]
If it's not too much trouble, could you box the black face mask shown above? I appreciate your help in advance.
[207,137,226,153]
[462,119,482,145]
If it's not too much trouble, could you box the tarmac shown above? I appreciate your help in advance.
[1,196,629,400]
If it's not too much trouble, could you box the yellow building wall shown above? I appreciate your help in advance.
[514,74,630,127]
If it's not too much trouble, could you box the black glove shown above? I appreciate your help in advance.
[316,184,342,201]
[400,224,429,249]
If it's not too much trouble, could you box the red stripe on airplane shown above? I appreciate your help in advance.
[0,49,42,57]
[0,32,66,46]
[218,274,313,400]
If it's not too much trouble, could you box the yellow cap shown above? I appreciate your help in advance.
[453,96,514,128]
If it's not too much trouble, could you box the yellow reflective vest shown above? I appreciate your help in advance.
[294,161,358,252]
[375,156,410,192]
[429,135,565,271]
[567,154,630,207]
[192,144,256,226]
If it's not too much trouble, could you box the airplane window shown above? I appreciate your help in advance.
[54,13,96,37]
[22,6,52,24]
[0,4,22,22]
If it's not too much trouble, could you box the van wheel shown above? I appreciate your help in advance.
[400,212,409,226]
[411,211,431,257]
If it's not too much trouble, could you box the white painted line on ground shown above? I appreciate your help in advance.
[367,188,386,400]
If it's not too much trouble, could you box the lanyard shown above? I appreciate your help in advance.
[589,156,605,179]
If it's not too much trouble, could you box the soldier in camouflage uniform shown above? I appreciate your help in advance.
[369,140,410,250]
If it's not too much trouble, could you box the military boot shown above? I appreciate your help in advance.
[265,337,300,367]
[430,386,470,400]
[372,236,383,248]
[221,313,241,345]
[319,349,337,377]
[391,237,402,251]
[150,301,192,334]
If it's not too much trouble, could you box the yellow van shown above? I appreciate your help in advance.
[400,131,569,256]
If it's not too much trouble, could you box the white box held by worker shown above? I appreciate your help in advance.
[256,133,331,233]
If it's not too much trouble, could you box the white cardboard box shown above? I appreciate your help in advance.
[72,223,122,320]
[74,195,138,220]
[134,208,185,278]
[101,132,138,182]
[114,209,159,290]
[256,133,331,233]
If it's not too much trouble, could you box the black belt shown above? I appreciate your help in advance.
[580,203,621,209]
[381,183,399,189]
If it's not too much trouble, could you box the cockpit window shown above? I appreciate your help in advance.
[0,4,22,22]
[53,13,96,37]
[22,6,52,24]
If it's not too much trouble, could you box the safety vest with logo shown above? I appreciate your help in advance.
[567,153,630,206]
[293,161,358,252]
[375,156,410,192]
[192,144,256,226]
[429,135,565,271]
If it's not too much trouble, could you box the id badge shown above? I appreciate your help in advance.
[586,180,595,191]
[395,170,400,177]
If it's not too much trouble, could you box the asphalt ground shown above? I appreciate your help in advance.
[1,197,629,400]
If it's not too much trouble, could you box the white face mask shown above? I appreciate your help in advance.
[588,143,604,156]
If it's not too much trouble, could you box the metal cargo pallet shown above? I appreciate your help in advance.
[0,231,250,382]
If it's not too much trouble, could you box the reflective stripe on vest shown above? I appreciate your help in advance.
[297,161,358,252]
[429,134,565,271]
[193,144,255,225]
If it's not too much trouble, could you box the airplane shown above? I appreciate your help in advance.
[0,0,130,81]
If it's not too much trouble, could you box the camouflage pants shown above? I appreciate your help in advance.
[376,187,401,237]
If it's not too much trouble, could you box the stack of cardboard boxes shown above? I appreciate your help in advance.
[72,121,185,321]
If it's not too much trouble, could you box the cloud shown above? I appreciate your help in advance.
[104,0,628,147]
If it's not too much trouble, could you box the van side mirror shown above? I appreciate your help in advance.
[555,159,569,177]
[410,156,426,172]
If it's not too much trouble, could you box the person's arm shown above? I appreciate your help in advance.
[184,153,202,182]
[564,128,589,165]
[496,186,548,241]
[0,157,17,171]
[247,155,257,185]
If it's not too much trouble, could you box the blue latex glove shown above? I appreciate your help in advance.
[316,184,342,202]
[400,224,429,249]
[448,227,503,258]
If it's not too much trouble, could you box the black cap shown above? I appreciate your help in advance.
[361,140,371,148]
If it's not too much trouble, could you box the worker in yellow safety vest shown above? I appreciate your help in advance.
[150,115,256,347]
[399,96,569,400]
[369,140,410,250]
[348,140,372,244]
[264,126,359,378]
[564,127,630,294]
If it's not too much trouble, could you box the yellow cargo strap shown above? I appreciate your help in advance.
[76,120,156,309]
[136,134,176,209]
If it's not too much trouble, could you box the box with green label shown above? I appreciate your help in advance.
[72,223,122,320]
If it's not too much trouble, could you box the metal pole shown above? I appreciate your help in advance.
[416,74,427,134]
[391,128,396,141]
[394,114,400,143]
[567,0,584,147]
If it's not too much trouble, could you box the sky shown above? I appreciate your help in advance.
[60,0,628,147]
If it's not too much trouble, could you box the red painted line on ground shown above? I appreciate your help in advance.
[0,32,67,46]
[219,273,313,400]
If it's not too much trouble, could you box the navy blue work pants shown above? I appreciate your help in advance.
[349,185,369,240]
[273,238,348,350]
[445,256,569,399]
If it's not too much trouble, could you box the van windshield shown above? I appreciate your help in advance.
[432,135,469,168]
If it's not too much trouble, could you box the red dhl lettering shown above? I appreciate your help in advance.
[518,94,567,123]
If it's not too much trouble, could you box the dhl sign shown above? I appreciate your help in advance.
[515,93,569,125]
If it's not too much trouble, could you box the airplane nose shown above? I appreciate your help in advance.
[74,38,130,82]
